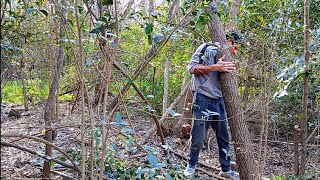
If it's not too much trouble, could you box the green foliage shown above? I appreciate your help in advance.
[2,80,73,104]
[73,113,185,179]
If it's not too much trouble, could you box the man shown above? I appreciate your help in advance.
[184,35,238,179]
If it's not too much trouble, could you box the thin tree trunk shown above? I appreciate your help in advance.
[208,1,258,179]
[162,0,177,115]
[42,0,66,177]
[294,125,300,175]
[55,84,59,120]
[162,59,170,114]
[20,56,28,110]
[74,0,86,178]
[99,1,119,179]
[300,0,310,175]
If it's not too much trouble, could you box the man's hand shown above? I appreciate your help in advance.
[193,55,236,75]
[215,55,236,73]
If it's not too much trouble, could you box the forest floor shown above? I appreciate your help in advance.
[1,101,319,179]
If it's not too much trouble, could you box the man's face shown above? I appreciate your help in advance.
[227,39,238,54]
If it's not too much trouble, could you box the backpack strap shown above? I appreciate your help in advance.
[198,43,210,64]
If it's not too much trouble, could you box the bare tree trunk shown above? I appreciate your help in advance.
[55,84,59,120]
[74,0,86,178]
[294,125,300,175]
[148,0,155,24]
[300,0,310,175]
[42,0,66,177]
[20,56,28,110]
[99,1,119,179]
[162,0,177,115]
[163,58,170,114]
[208,2,258,179]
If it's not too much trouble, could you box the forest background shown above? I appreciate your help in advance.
[1,0,319,179]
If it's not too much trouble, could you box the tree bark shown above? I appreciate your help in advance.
[208,2,258,179]
[294,125,300,175]
[225,0,242,31]
[74,0,86,178]
[20,56,28,110]
[300,0,310,175]
[42,0,66,178]
[162,0,177,115]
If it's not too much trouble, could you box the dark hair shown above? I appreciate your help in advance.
[226,31,240,44]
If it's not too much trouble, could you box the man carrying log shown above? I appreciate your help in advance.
[184,32,239,179]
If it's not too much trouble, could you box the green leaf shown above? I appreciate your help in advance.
[148,168,156,176]
[115,113,122,123]
[27,8,37,14]
[90,27,103,33]
[165,173,173,180]
[125,128,135,134]
[166,108,181,117]
[112,144,120,153]
[154,163,166,168]
[148,34,152,45]
[103,0,113,6]
[146,94,154,99]
[146,105,156,112]
[145,23,153,35]
[39,9,48,17]
[78,5,83,14]
[147,153,158,166]
[100,119,107,125]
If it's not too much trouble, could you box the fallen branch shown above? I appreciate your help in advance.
[197,167,228,180]
[170,149,221,172]
[129,153,147,159]
[252,139,320,147]
[1,141,78,171]
[1,134,81,173]
[52,170,77,180]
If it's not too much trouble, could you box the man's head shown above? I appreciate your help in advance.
[226,31,240,54]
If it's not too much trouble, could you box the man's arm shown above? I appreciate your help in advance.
[193,55,236,76]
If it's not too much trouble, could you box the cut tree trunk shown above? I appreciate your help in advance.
[208,2,258,179]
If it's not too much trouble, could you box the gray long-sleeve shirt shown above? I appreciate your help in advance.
[187,43,222,99]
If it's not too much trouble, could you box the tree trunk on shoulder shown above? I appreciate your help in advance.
[208,2,258,179]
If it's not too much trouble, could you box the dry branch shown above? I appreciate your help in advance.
[1,134,81,173]
[1,141,78,171]
[52,170,77,180]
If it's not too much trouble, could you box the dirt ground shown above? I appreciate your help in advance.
[1,102,319,179]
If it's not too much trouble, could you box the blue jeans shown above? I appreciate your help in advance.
[188,93,231,172]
